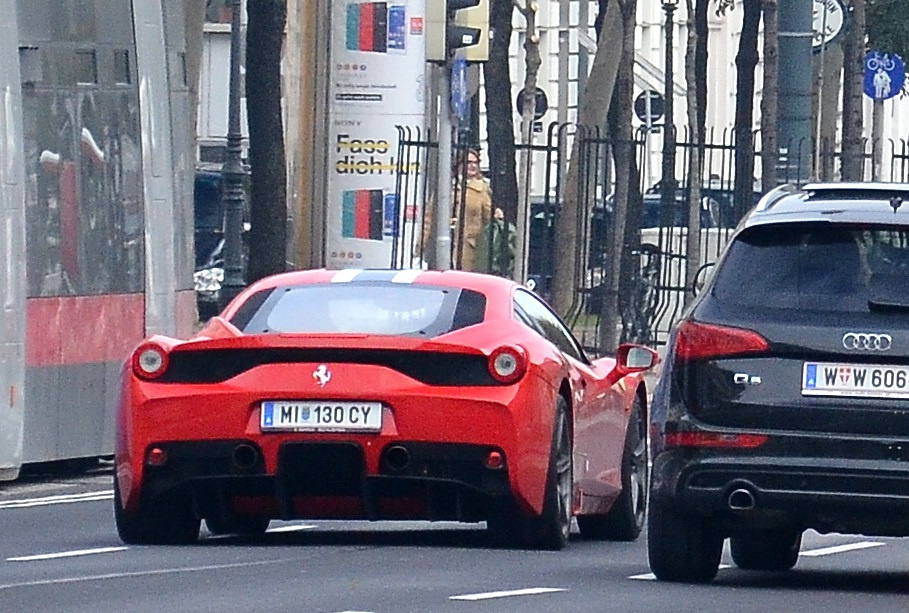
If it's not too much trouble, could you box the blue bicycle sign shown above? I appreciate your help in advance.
[863,52,905,101]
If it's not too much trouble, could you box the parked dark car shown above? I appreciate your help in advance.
[640,182,761,230]
[193,167,224,270]
[192,165,249,319]
[648,182,909,583]
[192,167,224,319]
[525,184,758,301]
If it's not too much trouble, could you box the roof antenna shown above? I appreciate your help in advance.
[890,197,903,213]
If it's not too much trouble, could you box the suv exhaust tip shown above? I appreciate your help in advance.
[727,487,756,511]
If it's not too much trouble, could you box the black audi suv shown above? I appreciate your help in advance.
[648,182,909,583]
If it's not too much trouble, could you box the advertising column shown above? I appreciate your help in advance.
[326,0,426,269]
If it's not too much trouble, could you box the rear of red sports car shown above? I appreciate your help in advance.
[115,270,566,545]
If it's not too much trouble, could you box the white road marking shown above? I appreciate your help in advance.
[0,559,289,591]
[450,587,566,601]
[266,524,317,533]
[8,547,128,562]
[799,541,885,557]
[0,491,113,510]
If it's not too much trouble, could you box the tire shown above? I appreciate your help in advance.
[527,396,573,551]
[114,474,150,545]
[206,514,271,537]
[488,396,572,551]
[647,498,723,583]
[114,475,200,545]
[730,529,802,571]
[577,394,647,541]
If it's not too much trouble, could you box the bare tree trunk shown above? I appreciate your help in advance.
[484,0,518,223]
[694,0,709,142]
[760,0,779,190]
[600,0,637,352]
[820,43,844,180]
[684,0,703,306]
[733,0,760,220]
[246,0,288,282]
[551,0,623,316]
[515,2,542,283]
[841,0,866,181]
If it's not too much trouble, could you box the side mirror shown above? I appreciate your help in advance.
[616,343,660,373]
[692,262,715,297]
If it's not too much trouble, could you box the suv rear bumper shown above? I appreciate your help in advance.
[651,449,909,535]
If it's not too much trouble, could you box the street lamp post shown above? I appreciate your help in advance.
[659,0,678,230]
[219,0,248,309]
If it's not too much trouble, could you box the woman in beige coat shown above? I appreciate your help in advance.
[420,149,495,272]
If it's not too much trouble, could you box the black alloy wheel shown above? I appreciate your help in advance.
[577,394,648,541]
[533,395,573,550]
[488,396,573,551]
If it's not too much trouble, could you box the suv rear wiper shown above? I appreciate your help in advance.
[869,298,909,312]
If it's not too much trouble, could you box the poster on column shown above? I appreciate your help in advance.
[326,0,427,270]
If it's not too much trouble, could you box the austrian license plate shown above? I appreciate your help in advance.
[260,401,382,432]
[803,362,909,399]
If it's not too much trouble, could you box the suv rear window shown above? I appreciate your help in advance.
[235,283,487,337]
[712,222,909,312]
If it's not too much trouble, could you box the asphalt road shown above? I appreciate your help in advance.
[1,467,909,613]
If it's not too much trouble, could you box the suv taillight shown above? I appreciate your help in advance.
[665,431,768,449]
[675,320,769,361]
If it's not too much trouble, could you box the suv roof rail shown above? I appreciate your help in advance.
[754,183,799,212]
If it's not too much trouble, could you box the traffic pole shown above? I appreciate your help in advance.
[435,62,454,270]
[778,0,813,183]
[872,99,883,182]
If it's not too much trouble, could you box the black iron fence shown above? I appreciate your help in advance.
[392,122,909,355]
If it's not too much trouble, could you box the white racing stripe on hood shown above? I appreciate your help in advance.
[331,269,363,283]
[391,269,422,284]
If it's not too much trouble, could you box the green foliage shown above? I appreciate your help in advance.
[867,0,909,62]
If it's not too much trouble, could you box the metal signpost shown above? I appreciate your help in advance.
[864,52,905,181]
[811,0,846,53]
[634,89,665,130]
[635,90,664,194]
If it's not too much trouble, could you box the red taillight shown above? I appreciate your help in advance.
[675,320,769,361]
[665,432,768,449]
[146,447,168,466]
[131,343,170,380]
[488,345,527,384]
[485,450,505,470]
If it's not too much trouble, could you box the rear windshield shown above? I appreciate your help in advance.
[712,223,909,312]
[233,283,487,337]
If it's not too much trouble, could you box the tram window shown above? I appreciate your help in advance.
[19,47,42,86]
[114,50,131,85]
[75,50,97,85]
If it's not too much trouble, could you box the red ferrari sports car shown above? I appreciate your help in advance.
[115,268,657,549]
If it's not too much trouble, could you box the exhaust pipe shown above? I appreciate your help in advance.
[727,487,756,511]
[232,443,259,470]
[385,445,411,472]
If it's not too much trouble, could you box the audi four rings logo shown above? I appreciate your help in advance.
[842,333,893,351]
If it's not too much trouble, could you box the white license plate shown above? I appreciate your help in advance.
[260,401,382,432]
[803,362,909,399]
